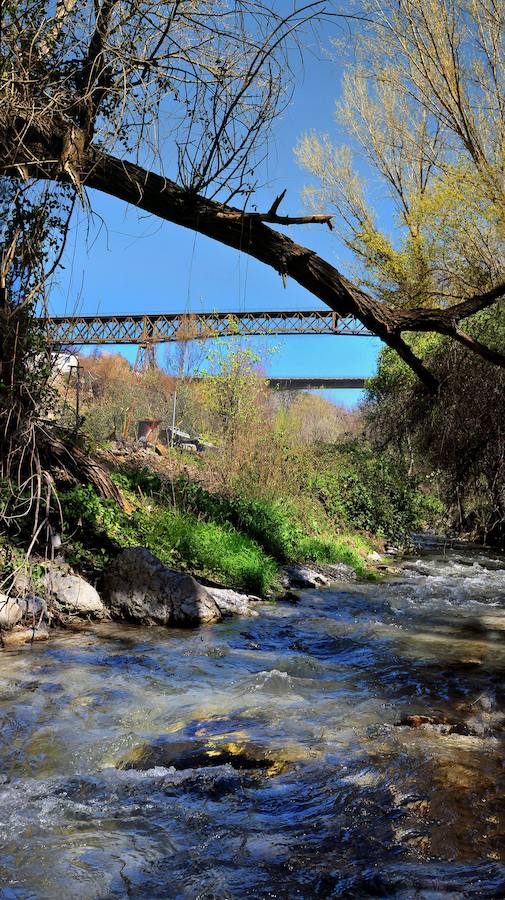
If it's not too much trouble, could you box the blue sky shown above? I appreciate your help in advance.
[49,10,383,407]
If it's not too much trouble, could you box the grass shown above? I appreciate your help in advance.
[60,470,379,596]
[158,478,375,569]
[139,508,279,595]
[60,483,279,595]
[170,478,377,575]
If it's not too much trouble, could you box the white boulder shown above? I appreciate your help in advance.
[102,548,221,627]
[46,571,105,618]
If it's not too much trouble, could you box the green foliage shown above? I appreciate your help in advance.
[0,536,46,592]
[107,432,432,564]
[302,441,432,542]
[61,484,128,544]
[364,307,505,543]
[197,341,273,456]
[139,509,278,595]
[111,467,162,496]
[367,332,444,399]
[59,458,392,593]
[161,478,368,567]
[59,483,278,595]
[171,480,303,561]
[296,8,505,315]
[59,403,432,590]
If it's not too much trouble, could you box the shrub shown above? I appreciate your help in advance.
[303,441,428,542]
[366,308,505,543]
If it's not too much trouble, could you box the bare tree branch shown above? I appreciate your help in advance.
[75,0,118,140]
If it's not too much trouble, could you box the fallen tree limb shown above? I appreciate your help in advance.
[3,115,505,392]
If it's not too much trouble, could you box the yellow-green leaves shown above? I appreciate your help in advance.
[295,0,505,312]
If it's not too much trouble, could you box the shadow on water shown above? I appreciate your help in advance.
[2,548,505,896]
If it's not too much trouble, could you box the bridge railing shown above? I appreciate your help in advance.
[40,309,372,345]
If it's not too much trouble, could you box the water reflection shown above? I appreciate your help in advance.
[1,549,505,896]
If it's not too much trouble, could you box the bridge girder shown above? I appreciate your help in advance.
[40,309,372,346]
[267,377,366,390]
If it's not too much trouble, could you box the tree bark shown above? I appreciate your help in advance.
[2,114,505,392]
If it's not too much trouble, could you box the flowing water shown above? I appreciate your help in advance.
[2,547,505,898]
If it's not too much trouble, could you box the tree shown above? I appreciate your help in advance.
[300,3,505,269]
[0,179,124,547]
[3,0,505,392]
[281,392,361,445]
[294,0,505,537]
[201,343,266,441]
[294,0,505,380]
[365,309,505,544]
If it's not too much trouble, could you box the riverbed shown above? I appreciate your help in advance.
[1,547,505,898]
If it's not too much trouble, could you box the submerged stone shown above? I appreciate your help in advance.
[399,715,444,728]
[117,737,289,776]
[1,625,49,647]
[397,713,495,738]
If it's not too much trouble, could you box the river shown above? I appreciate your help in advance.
[1,545,505,898]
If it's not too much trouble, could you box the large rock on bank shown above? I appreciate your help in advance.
[45,569,105,619]
[102,547,222,627]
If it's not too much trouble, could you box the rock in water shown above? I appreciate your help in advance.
[205,586,259,618]
[45,570,105,618]
[280,564,330,590]
[117,737,288,776]
[102,547,221,627]
[399,714,442,728]
[280,562,357,591]
[1,626,49,647]
[0,594,22,629]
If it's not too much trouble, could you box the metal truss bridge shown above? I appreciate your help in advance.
[41,308,372,346]
[188,375,367,391]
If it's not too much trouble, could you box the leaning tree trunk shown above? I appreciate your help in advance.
[2,113,505,390]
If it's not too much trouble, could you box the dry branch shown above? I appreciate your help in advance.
[38,429,127,509]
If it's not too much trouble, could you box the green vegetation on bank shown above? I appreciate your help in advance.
[57,435,437,595]
[59,478,367,596]
[0,329,443,595]
[61,482,279,595]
